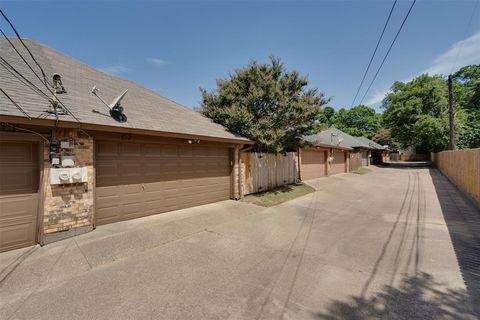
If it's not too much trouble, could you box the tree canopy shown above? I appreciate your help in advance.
[199,57,329,153]
[330,105,381,138]
[381,66,480,152]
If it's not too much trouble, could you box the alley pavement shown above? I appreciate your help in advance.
[1,164,479,320]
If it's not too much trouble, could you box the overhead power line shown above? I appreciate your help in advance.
[0,28,53,91]
[350,0,398,108]
[0,56,51,101]
[0,8,50,87]
[359,0,417,105]
[0,12,82,123]
[0,88,32,119]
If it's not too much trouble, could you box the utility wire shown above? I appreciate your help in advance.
[0,28,50,89]
[0,8,50,87]
[359,0,417,105]
[350,0,398,108]
[0,11,82,123]
[0,56,51,101]
[0,88,32,119]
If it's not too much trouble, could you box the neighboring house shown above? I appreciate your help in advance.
[300,127,382,180]
[354,136,390,165]
[0,38,252,252]
[301,127,353,180]
[398,146,430,161]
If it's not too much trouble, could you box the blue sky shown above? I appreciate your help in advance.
[2,0,479,111]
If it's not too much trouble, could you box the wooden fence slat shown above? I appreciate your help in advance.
[241,152,298,195]
[432,148,480,203]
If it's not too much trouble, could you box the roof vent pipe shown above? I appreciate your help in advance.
[52,73,67,94]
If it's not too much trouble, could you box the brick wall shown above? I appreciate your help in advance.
[42,128,95,240]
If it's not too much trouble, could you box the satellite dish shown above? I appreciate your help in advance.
[109,90,128,110]
[110,108,127,123]
[91,86,128,122]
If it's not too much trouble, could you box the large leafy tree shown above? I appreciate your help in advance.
[382,74,449,152]
[453,65,480,148]
[331,105,381,138]
[200,57,329,153]
[372,128,398,150]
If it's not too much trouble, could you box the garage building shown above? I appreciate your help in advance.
[0,38,251,251]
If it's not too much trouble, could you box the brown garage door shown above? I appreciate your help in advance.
[95,141,232,225]
[349,152,361,171]
[361,151,369,167]
[300,149,326,180]
[330,149,346,175]
[0,141,39,252]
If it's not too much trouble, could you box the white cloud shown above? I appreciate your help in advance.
[147,57,169,66]
[424,31,480,75]
[100,64,129,75]
[364,30,480,106]
[365,86,390,106]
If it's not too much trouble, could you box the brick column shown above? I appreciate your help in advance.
[42,128,95,244]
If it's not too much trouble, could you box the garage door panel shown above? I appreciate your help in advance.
[0,167,38,195]
[0,220,36,252]
[0,141,38,163]
[301,150,325,180]
[95,141,119,157]
[96,141,232,225]
[0,141,39,252]
[330,150,346,175]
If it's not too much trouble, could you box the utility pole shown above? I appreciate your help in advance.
[448,74,455,150]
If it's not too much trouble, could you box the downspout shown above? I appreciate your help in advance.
[238,145,253,199]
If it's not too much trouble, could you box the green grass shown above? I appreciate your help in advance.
[352,167,371,175]
[241,183,315,207]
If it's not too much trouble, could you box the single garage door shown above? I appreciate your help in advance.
[361,151,369,167]
[300,149,326,180]
[0,141,39,252]
[349,152,361,171]
[330,149,346,175]
[95,141,232,225]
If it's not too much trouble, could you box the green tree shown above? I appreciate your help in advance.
[382,74,448,151]
[453,65,480,148]
[199,57,329,153]
[323,106,335,123]
[372,128,398,150]
[331,105,381,138]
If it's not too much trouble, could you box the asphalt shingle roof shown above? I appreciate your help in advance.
[304,127,365,150]
[354,136,387,150]
[0,38,250,143]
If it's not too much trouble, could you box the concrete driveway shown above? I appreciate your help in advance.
[1,165,479,320]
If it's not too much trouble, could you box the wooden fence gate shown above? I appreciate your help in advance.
[242,152,298,195]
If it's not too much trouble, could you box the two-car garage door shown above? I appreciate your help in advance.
[95,141,232,225]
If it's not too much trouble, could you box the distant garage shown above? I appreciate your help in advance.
[95,139,233,225]
[329,149,347,175]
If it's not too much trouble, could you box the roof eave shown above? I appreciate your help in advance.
[1,115,254,145]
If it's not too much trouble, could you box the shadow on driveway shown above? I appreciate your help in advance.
[429,168,480,318]
[315,272,475,320]
[314,167,479,320]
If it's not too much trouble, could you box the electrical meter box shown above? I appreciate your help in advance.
[50,167,88,184]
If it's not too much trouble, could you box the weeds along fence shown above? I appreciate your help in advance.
[431,148,480,203]
[241,152,298,195]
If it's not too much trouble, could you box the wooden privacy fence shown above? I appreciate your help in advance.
[242,152,298,195]
[431,148,480,203]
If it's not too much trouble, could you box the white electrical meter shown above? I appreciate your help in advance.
[50,167,88,184]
